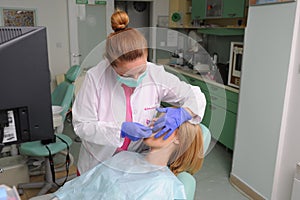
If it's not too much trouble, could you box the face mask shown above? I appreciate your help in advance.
[117,70,147,87]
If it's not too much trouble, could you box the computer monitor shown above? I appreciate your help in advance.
[0,26,55,148]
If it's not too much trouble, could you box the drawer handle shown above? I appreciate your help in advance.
[211,96,218,101]
[209,86,218,91]
[209,104,217,110]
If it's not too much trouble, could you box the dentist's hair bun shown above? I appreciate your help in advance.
[111,9,129,32]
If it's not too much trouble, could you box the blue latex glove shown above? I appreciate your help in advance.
[153,107,192,140]
[121,122,153,141]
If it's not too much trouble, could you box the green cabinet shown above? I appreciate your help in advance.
[164,66,239,150]
[192,0,246,20]
[189,76,239,150]
[202,94,238,150]
[183,74,238,149]
[192,0,206,20]
[223,0,245,18]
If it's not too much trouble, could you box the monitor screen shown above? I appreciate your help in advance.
[0,26,55,147]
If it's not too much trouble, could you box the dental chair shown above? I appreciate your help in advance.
[17,134,75,196]
[177,123,211,200]
[25,123,211,200]
[51,65,81,133]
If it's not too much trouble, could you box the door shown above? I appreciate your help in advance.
[115,1,150,28]
[114,1,152,60]
[68,0,110,69]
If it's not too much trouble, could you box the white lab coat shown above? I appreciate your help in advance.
[72,59,206,174]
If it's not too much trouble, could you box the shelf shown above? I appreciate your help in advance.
[167,26,245,36]
[197,27,245,36]
[168,26,202,29]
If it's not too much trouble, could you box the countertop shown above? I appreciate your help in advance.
[75,64,239,94]
[164,65,239,94]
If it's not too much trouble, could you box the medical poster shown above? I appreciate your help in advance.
[3,8,36,27]
[167,30,178,47]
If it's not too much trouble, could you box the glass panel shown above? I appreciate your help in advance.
[206,0,223,18]
[77,4,106,66]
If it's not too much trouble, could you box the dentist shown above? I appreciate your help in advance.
[72,9,206,174]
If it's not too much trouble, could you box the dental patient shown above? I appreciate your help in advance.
[49,120,204,200]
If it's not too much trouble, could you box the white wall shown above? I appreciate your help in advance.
[231,2,297,199]
[151,0,169,27]
[0,0,70,89]
[271,1,300,199]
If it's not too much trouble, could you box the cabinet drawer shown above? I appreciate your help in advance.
[209,94,225,108]
[201,103,226,140]
[218,110,237,150]
[183,75,229,101]
[186,75,228,100]
[182,75,239,113]
[202,103,237,150]
[226,89,239,104]
[183,75,208,91]
[206,84,227,99]
[209,94,238,114]
[226,100,238,114]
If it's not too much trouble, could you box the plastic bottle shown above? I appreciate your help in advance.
[213,53,218,64]
[10,144,18,156]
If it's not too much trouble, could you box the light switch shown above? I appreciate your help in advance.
[56,42,62,48]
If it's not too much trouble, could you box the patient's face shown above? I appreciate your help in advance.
[143,130,177,149]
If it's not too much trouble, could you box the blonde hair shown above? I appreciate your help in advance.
[105,9,148,67]
[169,122,204,176]
[111,9,129,32]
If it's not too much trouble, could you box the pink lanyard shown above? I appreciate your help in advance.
[119,84,134,150]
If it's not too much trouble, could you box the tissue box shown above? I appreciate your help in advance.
[0,185,21,200]
[0,155,29,187]
[0,187,6,200]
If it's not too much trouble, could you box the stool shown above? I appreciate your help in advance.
[17,134,75,196]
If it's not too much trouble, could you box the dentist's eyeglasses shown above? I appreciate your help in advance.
[114,63,147,79]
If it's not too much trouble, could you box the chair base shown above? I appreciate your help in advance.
[18,175,77,196]
[18,158,77,196]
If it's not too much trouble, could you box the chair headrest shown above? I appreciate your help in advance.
[65,65,81,82]
[200,123,211,155]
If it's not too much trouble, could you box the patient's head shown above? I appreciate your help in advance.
[143,121,204,176]
[169,122,204,175]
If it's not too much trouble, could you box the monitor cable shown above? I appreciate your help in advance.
[0,127,4,153]
[45,135,70,187]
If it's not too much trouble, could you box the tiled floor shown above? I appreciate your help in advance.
[194,141,248,200]
[63,121,249,200]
